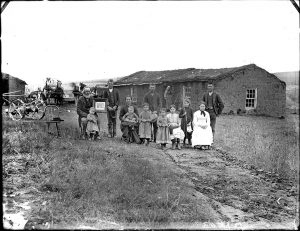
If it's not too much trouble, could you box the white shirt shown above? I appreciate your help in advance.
[109,88,113,93]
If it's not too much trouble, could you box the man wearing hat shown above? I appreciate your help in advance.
[103,79,120,138]
[77,87,100,139]
[202,82,224,138]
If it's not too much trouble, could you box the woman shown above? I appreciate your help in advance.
[119,96,139,142]
[192,101,213,150]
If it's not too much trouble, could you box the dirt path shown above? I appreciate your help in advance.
[162,146,298,228]
[3,139,298,229]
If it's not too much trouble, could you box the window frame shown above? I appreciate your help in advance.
[183,86,192,103]
[130,86,137,103]
[245,88,257,109]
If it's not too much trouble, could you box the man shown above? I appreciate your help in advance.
[103,79,119,138]
[54,80,64,106]
[119,96,139,141]
[77,87,101,139]
[202,82,224,138]
[143,83,161,142]
[72,84,81,106]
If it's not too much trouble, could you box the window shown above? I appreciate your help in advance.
[245,89,257,109]
[183,86,192,102]
[131,86,137,103]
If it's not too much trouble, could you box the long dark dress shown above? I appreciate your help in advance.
[179,107,193,142]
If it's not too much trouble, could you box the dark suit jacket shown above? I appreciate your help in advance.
[202,92,224,115]
[77,96,94,118]
[103,88,120,109]
[143,91,161,112]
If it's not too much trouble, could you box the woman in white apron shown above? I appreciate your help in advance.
[192,101,213,150]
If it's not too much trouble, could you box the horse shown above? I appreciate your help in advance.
[43,79,64,106]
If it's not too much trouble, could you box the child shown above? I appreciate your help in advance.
[156,108,171,150]
[122,106,140,143]
[167,104,183,150]
[192,101,213,150]
[86,107,100,140]
[123,105,139,123]
[179,98,193,148]
[150,111,158,141]
[139,103,152,145]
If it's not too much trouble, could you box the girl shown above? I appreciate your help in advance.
[179,98,193,148]
[167,104,183,150]
[156,108,171,150]
[139,103,152,145]
[192,101,213,150]
[86,107,100,140]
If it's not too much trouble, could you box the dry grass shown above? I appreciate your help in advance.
[286,84,299,109]
[3,106,299,227]
[2,118,213,228]
[215,114,299,181]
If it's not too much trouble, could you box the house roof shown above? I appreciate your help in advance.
[2,73,27,85]
[114,64,284,86]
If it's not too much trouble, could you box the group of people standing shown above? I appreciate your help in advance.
[77,79,224,150]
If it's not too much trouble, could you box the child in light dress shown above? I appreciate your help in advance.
[156,108,171,150]
[86,107,100,140]
[192,101,213,150]
[139,103,152,145]
[167,104,183,150]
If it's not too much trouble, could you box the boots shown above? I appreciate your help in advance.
[177,143,181,150]
[172,140,176,150]
[108,123,113,137]
[183,138,186,147]
[113,122,116,137]
[177,139,181,150]
[188,139,192,148]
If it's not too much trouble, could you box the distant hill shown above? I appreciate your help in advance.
[273,71,299,112]
[65,79,109,88]
[274,71,299,85]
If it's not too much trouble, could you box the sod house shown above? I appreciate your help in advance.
[2,73,27,103]
[114,64,286,117]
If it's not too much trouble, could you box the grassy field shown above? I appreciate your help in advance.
[2,118,215,228]
[2,105,299,227]
[214,113,299,181]
[286,84,299,111]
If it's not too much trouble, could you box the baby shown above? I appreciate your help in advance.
[123,106,139,124]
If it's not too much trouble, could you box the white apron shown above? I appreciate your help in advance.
[191,110,213,146]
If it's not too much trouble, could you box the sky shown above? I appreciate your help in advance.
[1,0,299,89]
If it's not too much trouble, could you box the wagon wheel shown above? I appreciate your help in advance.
[31,100,46,120]
[8,99,24,121]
